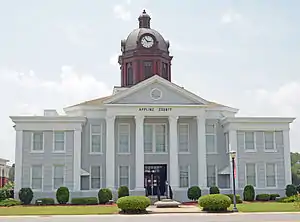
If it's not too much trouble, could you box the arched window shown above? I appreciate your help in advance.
[162,63,168,79]
[127,63,133,86]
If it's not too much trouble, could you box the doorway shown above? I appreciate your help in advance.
[144,164,167,196]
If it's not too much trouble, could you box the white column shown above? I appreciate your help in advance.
[135,115,145,190]
[14,130,23,198]
[73,129,82,191]
[283,130,292,185]
[228,130,238,189]
[106,115,115,190]
[197,116,207,188]
[169,116,179,189]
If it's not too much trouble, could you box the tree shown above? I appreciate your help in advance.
[8,164,15,182]
[291,152,300,185]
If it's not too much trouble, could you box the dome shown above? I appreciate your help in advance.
[124,28,169,52]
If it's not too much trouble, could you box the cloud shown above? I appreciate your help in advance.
[113,4,131,21]
[0,66,111,161]
[109,53,120,68]
[221,10,242,24]
[170,41,224,54]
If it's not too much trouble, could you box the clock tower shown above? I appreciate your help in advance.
[118,10,173,87]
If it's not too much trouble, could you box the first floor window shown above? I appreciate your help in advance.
[179,165,189,188]
[179,124,189,152]
[32,132,43,151]
[119,166,129,187]
[266,163,276,187]
[118,124,130,153]
[31,165,43,190]
[91,125,102,153]
[91,166,102,189]
[246,163,256,186]
[207,165,216,187]
[53,165,64,189]
[54,131,65,151]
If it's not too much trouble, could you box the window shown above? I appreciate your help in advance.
[179,124,189,152]
[53,165,64,189]
[246,163,256,186]
[225,133,229,153]
[144,124,167,153]
[245,132,255,151]
[266,163,276,187]
[207,165,216,187]
[144,61,152,79]
[32,132,43,152]
[162,62,168,79]
[31,165,43,190]
[264,132,275,150]
[127,63,133,86]
[91,166,102,189]
[179,165,189,188]
[206,124,216,153]
[53,131,65,152]
[91,125,102,153]
[118,124,130,153]
[119,166,129,187]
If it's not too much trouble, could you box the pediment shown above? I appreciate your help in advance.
[104,75,209,105]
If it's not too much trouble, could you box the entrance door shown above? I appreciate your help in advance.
[144,164,167,196]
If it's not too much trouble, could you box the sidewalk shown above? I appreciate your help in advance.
[147,205,202,214]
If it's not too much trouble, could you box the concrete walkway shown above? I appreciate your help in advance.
[147,205,202,213]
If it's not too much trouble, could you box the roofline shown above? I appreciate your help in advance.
[221,117,296,125]
[10,116,87,123]
[0,158,10,163]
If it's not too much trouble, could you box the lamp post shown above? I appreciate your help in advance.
[229,150,238,212]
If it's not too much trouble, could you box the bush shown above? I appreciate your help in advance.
[256,194,270,201]
[0,198,21,207]
[71,197,98,205]
[209,186,220,194]
[225,194,242,204]
[270,194,280,200]
[0,189,9,201]
[243,185,255,201]
[18,188,33,205]
[277,195,298,203]
[296,185,300,193]
[35,198,55,205]
[98,188,113,204]
[285,184,297,197]
[117,196,151,214]
[118,186,129,198]
[56,187,69,204]
[187,186,201,201]
[198,194,231,212]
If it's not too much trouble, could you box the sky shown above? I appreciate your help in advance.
[0,0,299,163]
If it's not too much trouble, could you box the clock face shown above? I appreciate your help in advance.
[141,35,154,48]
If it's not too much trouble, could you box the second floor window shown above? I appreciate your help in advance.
[54,131,65,152]
[91,125,102,153]
[32,132,43,151]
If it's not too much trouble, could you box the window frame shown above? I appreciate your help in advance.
[90,165,102,190]
[205,123,217,154]
[53,131,66,153]
[265,163,277,188]
[30,165,43,191]
[31,132,44,153]
[244,131,256,152]
[207,164,218,188]
[144,123,168,154]
[52,165,65,190]
[118,165,130,188]
[245,163,257,187]
[263,131,277,152]
[178,123,190,153]
[179,165,190,188]
[90,124,103,154]
[117,123,131,154]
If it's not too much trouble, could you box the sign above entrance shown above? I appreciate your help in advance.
[138,107,172,112]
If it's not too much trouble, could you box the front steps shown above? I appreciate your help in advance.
[148,196,167,204]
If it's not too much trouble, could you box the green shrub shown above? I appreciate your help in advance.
[117,196,151,214]
[0,189,9,201]
[118,186,129,198]
[18,188,33,205]
[286,184,297,197]
[187,186,201,201]
[277,195,297,203]
[98,188,113,204]
[35,198,55,205]
[296,185,300,193]
[0,198,21,207]
[198,194,231,212]
[209,186,220,194]
[225,194,242,204]
[256,194,270,201]
[243,185,255,201]
[56,187,69,204]
[270,194,280,200]
[71,197,98,205]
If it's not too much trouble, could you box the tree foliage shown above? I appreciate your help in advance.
[291,152,300,185]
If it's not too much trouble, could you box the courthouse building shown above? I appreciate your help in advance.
[10,11,295,201]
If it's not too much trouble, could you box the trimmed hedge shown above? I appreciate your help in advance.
[56,187,69,204]
[209,186,220,194]
[225,194,242,204]
[187,186,201,201]
[98,188,113,204]
[270,194,280,200]
[117,196,151,214]
[118,186,129,198]
[0,198,21,207]
[19,188,33,205]
[256,194,270,201]
[35,198,55,205]
[198,194,231,212]
[243,185,255,201]
[285,184,297,197]
[71,197,98,205]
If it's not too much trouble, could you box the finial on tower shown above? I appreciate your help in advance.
[138,9,151,28]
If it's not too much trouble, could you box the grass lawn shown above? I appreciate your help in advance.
[0,205,119,216]
[229,202,300,212]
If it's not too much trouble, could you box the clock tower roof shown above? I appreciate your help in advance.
[122,10,170,53]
